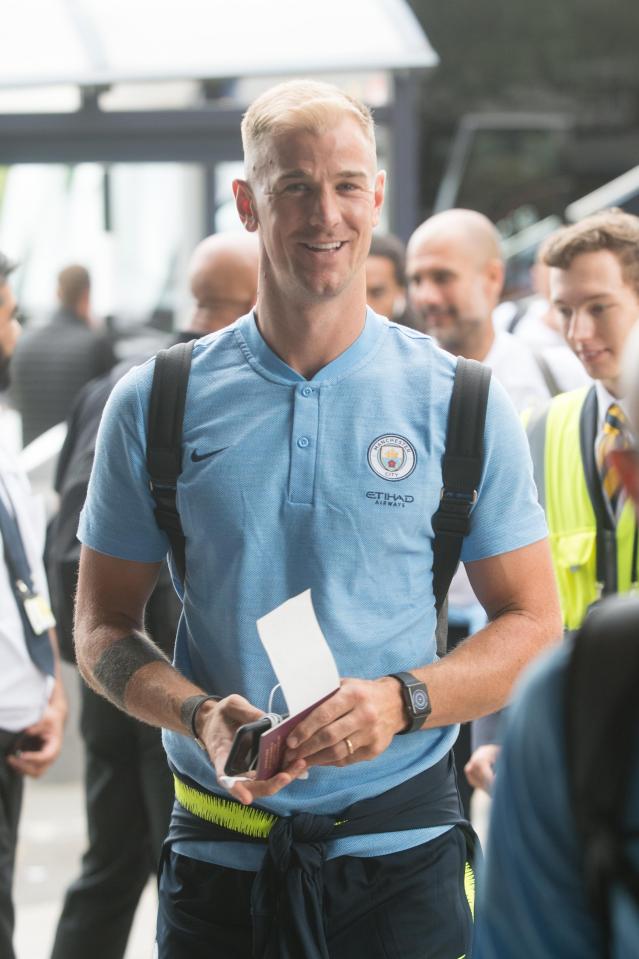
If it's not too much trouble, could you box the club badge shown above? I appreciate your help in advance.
[367,434,416,482]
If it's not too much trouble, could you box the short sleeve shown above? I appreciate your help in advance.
[78,360,170,563]
[461,376,547,563]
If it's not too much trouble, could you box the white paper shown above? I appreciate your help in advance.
[256,589,340,716]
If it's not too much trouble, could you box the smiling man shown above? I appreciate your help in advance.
[530,209,639,633]
[73,80,559,959]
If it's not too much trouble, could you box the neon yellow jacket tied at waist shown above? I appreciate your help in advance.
[525,386,636,631]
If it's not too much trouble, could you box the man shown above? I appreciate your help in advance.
[187,231,259,336]
[0,252,66,959]
[406,209,553,812]
[473,322,639,958]
[48,231,258,959]
[365,232,417,329]
[74,80,560,958]
[10,264,115,445]
[406,208,552,411]
[466,208,639,794]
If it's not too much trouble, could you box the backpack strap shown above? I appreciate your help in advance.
[146,340,194,584]
[432,358,492,655]
[565,596,639,955]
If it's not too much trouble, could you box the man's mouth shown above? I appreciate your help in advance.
[301,241,345,253]
[577,347,608,363]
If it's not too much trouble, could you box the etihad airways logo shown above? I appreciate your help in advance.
[366,491,415,508]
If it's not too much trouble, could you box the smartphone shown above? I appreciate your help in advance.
[224,717,275,777]
[9,733,45,755]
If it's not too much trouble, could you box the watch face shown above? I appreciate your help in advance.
[410,686,429,714]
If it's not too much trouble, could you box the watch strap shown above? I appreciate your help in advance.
[389,671,431,734]
[187,694,221,749]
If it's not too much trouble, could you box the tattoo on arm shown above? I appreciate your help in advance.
[93,634,169,707]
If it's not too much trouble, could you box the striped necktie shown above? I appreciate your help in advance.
[596,402,632,519]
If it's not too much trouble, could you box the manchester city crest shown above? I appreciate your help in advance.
[367,434,417,482]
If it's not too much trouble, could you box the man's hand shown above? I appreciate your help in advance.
[197,694,308,806]
[282,676,406,770]
[464,743,501,794]
[6,696,66,779]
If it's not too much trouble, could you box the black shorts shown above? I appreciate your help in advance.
[156,825,476,959]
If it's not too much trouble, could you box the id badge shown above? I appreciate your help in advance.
[23,592,56,635]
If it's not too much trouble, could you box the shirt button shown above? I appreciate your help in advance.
[301,386,313,397]
[297,436,310,449]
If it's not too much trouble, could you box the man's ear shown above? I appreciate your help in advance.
[372,170,386,227]
[484,258,505,301]
[233,180,258,232]
[609,449,639,508]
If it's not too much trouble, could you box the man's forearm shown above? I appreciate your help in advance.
[412,607,560,729]
[77,625,208,736]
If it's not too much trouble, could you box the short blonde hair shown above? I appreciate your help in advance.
[542,208,639,296]
[241,79,376,182]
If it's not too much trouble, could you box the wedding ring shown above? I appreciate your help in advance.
[344,737,354,756]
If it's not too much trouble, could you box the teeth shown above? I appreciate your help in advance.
[306,242,342,251]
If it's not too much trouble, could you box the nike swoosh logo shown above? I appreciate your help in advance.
[191,447,229,463]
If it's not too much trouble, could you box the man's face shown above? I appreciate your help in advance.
[550,250,639,394]
[0,281,20,390]
[406,233,499,353]
[366,255,404,319]
[190,262,257,334]
[234,117,385,305]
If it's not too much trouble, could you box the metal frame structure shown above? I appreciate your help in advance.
[0,72,421,240]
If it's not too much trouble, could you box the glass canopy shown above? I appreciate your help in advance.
[2,0,437,92]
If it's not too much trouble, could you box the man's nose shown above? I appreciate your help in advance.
[409,277,443,311]
[566,308,595,344]
[308,186,341,230]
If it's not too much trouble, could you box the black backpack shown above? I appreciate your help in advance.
[47,360,181,664]
[146,341,491,655]
[565,595,639,956]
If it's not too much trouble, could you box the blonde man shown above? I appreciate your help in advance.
[74,80,559,958]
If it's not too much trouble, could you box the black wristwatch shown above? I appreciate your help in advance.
[389,672,431,734]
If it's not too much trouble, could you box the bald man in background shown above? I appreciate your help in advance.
[406,209,552,814]
[49,232,259,959]
[406,209,551,411]
[186,232,259,336]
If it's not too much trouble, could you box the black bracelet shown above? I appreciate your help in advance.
[185,694,221,747]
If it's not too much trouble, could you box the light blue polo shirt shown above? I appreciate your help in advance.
[79,308,547,868]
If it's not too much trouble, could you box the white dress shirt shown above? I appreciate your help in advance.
[0,442,52,731]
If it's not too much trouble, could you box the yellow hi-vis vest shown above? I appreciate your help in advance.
[526,386,637,631]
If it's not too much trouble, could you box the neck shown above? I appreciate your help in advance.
[455,322,495,362]
[600,377,623,399]
[255,283,368,380]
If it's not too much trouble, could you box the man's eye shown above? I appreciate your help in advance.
[590,303,609,316]
[284,183,308,193]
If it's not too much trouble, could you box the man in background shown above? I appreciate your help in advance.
[0,252,67,959]
[48,232,258,959]
[187,232,259,336]
[365,232,418,329]
[406,208,552,813]
[10,265,115,446]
